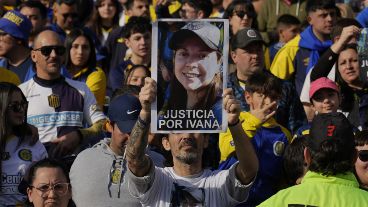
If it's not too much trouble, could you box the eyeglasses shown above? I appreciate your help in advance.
[8,101,28,113]
[33,46,66,56]
[358,150,368,162]
[233,10,251,19]
[30,183,70,197]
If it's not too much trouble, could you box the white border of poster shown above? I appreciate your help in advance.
[151,18,229,133]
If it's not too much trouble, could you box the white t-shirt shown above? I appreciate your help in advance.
[0,136,47,206]
[127,162,253,207]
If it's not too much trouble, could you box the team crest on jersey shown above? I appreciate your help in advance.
[18,149,32,161]
[273,141,285,156]
[111,168,122,184]
[48,94,60,108]
[1,152,10,161]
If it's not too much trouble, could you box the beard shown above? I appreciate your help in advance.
[176,151,199,165]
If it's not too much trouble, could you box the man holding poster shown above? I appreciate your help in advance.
[153,20,227,132]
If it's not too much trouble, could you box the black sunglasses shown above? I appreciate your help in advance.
[233,10,252,19]
[358,150,368,162]
[33,46,66,56]
[8,101,28,113]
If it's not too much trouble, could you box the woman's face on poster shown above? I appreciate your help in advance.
[174,36,220,91]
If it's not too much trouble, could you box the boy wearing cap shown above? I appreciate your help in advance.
[229,27,306,134]
[219,72,292,206]
[70,82,162,206]
[295,77,340,137]
[259,112,368,206]
[0,10,33,82]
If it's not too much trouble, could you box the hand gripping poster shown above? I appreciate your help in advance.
[151,19,229,133]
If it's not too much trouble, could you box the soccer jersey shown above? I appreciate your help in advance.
[19,76,106,143]
[0,136,47,206]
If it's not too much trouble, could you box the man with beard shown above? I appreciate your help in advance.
[19,30,106,158]
[125,80,259,206]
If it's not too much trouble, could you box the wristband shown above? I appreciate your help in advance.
[228,119,240,127]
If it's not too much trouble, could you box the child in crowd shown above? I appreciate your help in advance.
[295,77,340,136]
[266,14,301,66]
[219,72,292,206]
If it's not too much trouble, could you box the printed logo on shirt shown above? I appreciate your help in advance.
[18,149,32,161]
[273,141,285,156]
[170,183,205,207]
[48,94,60,108]
[303,58,309,66]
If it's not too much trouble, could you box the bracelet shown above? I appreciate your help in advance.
[228,119,240,127]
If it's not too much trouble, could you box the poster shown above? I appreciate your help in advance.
[358,28,368,81]
[151,19,229,133]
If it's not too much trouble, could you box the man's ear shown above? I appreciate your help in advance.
[304,147,311,168]
[197,10,204,19]
[306,15,312,25]
[125,38,131,48]
[162,136,171,151]
[230,51,237,64]
[31,50,37,63]
[105,120,114,133]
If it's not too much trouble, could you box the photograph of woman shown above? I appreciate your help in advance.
[154,20,228,132]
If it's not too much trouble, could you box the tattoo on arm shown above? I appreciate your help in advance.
[126,118,150,174]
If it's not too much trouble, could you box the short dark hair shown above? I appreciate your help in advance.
[245,72,282,100]
[182,0,213,18]
[355,130,368,147]
[122,16,151,39]
[56,0,77,5]
[331,18,362,40]
[125,0,147,10]
[283,135,307,185]
[306,0,338,14]
[19,0,48,19]
[277,14,301,28]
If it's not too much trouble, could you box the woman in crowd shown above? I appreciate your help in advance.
[26,159,72,207]
[64,28,107,107]
[223,0,257,36]
[123,64,151,88]
[87,0,121,46]
[0,83,47,206]
[311,25,368,130]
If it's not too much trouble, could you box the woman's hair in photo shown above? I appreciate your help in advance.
[335,43,358,112]
[0,82,33,187]
[64,28,97,70]
[123,64,151,86]
[223,0,258,31]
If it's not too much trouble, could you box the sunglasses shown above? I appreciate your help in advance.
[8,101,28,113]
[233,10,252,19]
[33,46,66,56]
[358,150,368,162]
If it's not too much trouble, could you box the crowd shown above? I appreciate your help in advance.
[1,0,368,206]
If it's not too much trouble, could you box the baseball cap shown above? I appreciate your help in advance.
[309,112,354,152]
[231,28,264,50]
[0,10,32,41]
[309,77,339,99]
[107,94,142,133]
[169,21,221,52]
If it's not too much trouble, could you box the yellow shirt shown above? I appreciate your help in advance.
[0,67,21,85]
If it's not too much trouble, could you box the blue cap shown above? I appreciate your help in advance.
[0,10,32,41]
[107,94,142,133]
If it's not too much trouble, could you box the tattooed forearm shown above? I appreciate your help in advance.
[126,117,151,176]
